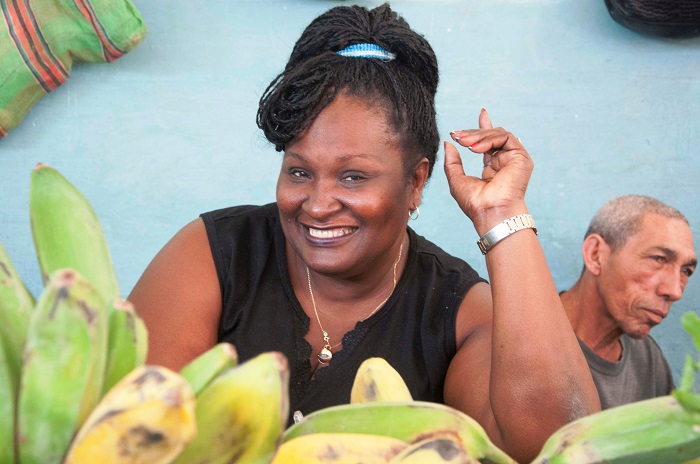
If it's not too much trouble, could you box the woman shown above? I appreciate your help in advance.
[129,4,599,461]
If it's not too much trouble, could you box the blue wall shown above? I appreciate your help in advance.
[1,0,698,383]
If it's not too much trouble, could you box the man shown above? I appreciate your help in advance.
[560,194,696,409]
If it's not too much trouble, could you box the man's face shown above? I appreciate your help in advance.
[599,213,696,338]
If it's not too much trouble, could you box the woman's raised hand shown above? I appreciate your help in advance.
[443,108,534,235]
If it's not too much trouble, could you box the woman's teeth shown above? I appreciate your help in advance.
[308,227,354,238]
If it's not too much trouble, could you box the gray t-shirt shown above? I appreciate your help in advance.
[579,335,675,410]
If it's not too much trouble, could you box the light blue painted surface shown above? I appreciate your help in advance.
[1,0,698,383]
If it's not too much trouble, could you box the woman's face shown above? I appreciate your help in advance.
[277,92,426,277]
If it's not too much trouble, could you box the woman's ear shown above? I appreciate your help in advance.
[581,234,610,276]
[410,157,430,204]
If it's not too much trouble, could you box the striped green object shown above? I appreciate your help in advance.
[0,0,146,139]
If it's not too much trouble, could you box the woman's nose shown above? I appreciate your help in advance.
[303,180,342,220]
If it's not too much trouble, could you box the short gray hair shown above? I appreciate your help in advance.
[585,195,688,251]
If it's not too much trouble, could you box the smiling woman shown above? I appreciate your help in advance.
[127,3,601,462]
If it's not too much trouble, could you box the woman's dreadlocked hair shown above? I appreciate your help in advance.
[256,3,440,178]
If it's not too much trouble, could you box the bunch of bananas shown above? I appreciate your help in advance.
[2,163,700,464]
[0,164,290,464]
[0,164,194,464]
[275,357,517,463]
[274,344,700,463]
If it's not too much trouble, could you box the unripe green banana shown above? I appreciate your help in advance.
[284,401,515,464]
[351,357,412,403]
[271,432,409,463]
[17,269,108,464]
[0,339,17,464]
[0,240,34,464]
[30,163,120,303]
[179,342,238,397]
[388,438,478,464]
[102,298,149,396]
[0,240,35,377]
[531,395,700,463]
[173,351,290,464]
[64,365,197,464]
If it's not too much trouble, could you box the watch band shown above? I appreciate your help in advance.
[477,214,538,255]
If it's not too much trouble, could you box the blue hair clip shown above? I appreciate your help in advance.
[336,43,396,62]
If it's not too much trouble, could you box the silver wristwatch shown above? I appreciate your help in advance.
[477,214,538,255]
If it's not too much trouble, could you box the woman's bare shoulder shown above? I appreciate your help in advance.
[128,217,222,370]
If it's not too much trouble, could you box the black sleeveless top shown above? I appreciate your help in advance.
[201,203,486,424]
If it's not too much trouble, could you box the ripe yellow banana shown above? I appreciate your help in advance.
[531,395,700,463]
[102,298,148,396]
[173,351,290,464]
[65,365,196,464]
[284,401,515,464]
[179,342,238,397]
[351,357,412,403]
[17,269,108,464]
[30,163,120,303]
[271,432,409,463]
[388,438,478,463]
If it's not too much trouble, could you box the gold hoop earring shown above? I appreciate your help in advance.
[409,206,420,221]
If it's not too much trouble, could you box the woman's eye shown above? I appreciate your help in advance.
[342,173,365,182]
[290,169,309,178]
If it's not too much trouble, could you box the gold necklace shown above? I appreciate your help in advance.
[306,240,404,365]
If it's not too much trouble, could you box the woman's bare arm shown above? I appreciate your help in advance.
[442,109,599,462]
[128,218,221,371]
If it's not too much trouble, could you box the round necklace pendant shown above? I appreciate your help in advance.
[318,347,333,364]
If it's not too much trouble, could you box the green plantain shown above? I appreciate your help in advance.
[179,342,238,397]
[102,298,148,396]
[17,269,108,464]
[284,401,515,464]
[0,240,35,378]
[0,240,35,464]
[0,337,17,464]
[531,395,700,464]
[30,163,120,303]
